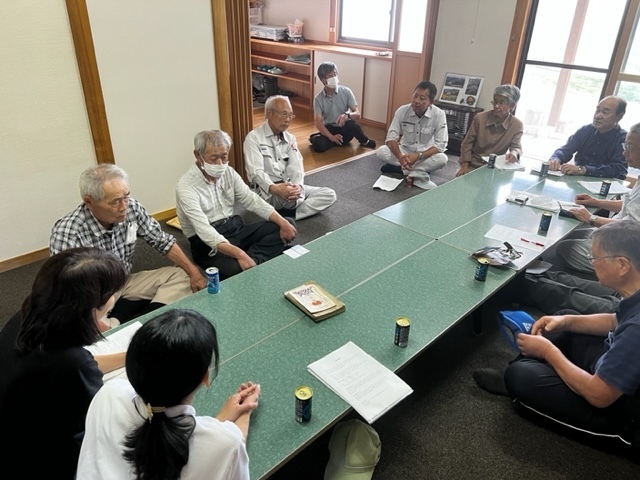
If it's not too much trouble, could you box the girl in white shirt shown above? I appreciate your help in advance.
[78,309,260,480]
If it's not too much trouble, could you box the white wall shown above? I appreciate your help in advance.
[0,1,96,262]
[86,0,220,216]
[261,0,331,42]
[431,0,516,111]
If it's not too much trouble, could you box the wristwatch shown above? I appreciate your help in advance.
[589,214,598,226]
[417,151,424,161]
[579,166,587,175]
[346,112,351,119]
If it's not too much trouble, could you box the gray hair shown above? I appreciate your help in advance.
[264,95,292,117]
[317,61,338,80]
[592,220,640,271]
[79,164,128,201]
[494,84,520,105]
[194,130,232,156]
[629,123,640,135]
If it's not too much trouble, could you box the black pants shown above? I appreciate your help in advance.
[188,215,292,280]
[504,324,639,445]
[311,120,368,152]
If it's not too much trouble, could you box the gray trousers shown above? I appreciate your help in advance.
[521,270,620,315]
[554,226,596,274]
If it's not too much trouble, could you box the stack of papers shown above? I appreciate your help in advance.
[506,190,558,212]
[578,180,631,195]
[284,281,345,322]
[307,342,413,423]
[85,321,143,381]
[373,175,403,191]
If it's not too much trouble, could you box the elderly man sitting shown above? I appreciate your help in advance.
[475,220,640,447]
[456,84,523,176]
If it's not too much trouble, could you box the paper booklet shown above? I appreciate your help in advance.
[578,180,631,196]
[373,175,403,191]
[506,190,558,212]
[85,321,143,382]
[307,341,413,423]
[284,281,345,322]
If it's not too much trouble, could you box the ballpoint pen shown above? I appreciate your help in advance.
[520,237,545,247]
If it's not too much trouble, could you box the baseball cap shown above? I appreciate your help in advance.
[324,419,381,480]
[498,310,536,351]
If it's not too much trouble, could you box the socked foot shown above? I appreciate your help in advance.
[473,368,509,396]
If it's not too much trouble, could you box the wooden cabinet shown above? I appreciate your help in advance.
[250,38,315,110]
[435,101,483,155]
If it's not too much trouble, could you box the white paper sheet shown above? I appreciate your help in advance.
[530,165,564,177]
[578,180,631,195]
[307,341,413,424]
[482,154,525,171]
[484,224,547,252]
[373,175,403,191]
[85,321,142,381]
[284,244,310,259]
[506,190,558,212]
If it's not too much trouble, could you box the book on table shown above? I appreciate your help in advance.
[284,281,345,322]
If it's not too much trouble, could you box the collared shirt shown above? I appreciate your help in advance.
[175,164,274,248]
[460,110,523,167]
[243,122,304,195]
[551,124,628,179]
[313,85,357,126]
[385,103,448,153]
[595,289,640,396]
[619,180,640,220]
[49,198,175,274]
[78,378,249,480]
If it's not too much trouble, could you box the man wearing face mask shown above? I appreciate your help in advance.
[310,61,376,153]
[176,130,297,280]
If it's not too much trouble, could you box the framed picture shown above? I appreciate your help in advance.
[439,73,484,107]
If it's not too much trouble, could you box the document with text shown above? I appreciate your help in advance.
[85,321,142,381]
[307,341,413,423]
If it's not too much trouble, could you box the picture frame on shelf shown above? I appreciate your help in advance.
[439,73,484,107]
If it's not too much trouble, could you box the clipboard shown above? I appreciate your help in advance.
[284,281,345,322]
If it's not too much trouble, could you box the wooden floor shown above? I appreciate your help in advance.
[251,105,387,172]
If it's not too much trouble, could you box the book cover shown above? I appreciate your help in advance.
[284,281,345,322]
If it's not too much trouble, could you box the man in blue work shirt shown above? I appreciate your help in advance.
[548,96,628,179]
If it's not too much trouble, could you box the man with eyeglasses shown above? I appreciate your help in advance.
[244,95,336,220]
[475,221,640,448]
[310,61,376,153]
[553,123,640,274]
[548,96,628,179]
[50,164,206,325]
[456,84,523,177]
[176,130,297,280]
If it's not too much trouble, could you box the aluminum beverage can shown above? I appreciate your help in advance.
[488,153,496,168]
[205,267,220,294]
[394,317,411,347]
[474,257,490,282]
[539,212,552,232]
[540,161,549,177]
[406,176,414,188]
[599,180,611,196]
[295,386,313,423]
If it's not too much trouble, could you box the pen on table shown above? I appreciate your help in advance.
[520,237,545,247]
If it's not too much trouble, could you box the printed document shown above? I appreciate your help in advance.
[373,175,403,191]
[85,321,142,381]
[578,180,630,195]
[308,341,413,423]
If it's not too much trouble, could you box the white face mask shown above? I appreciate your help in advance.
[202,162,227,178]
[326,76,339,88]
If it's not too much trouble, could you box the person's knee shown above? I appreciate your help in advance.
[429,152,448,170]
[504,360,537,399]
[312,137,332,152]
[376,145,392,163]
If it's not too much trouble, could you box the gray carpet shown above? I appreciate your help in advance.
[2,153,639,479]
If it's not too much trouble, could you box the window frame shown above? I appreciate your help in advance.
[336,0,397,48]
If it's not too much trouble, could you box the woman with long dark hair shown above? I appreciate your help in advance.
[78,309,260,479]
[0,247,127,478]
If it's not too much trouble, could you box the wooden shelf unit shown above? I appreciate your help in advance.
[250,38,316,110]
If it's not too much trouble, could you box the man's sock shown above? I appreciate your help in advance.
[473,368,509,396]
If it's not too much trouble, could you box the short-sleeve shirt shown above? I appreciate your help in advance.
[314,85,357,126]
[78,378,250,480]
[595,289,640,395]
[385,103,448,153]
[49,199,175,274]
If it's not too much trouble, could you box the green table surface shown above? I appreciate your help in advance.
[190,241,515,479]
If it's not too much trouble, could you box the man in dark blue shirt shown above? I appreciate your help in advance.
[549,96,628,179]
